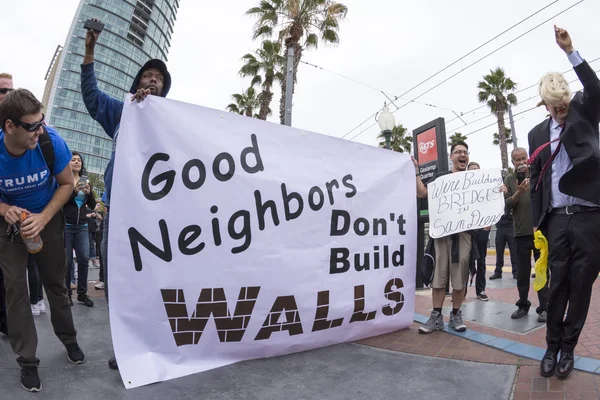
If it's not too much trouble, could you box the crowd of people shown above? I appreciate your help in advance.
[414,26,600,381]
[0,20,598,393]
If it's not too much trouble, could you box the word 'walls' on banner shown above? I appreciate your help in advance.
[427,169,505,239]
[108,96,418,389]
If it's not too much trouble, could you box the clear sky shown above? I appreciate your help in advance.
[3,0,599,168]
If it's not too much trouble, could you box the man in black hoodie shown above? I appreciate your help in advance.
[80,19,172,371]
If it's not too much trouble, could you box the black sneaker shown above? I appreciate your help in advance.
[21,366,41,392]
[66,342,85,365]
[108,357,119,370]
[511,308,529,319]
[477,292,489,301]
[489,273,502,280]
[78,294,94,307]
[0,322,7,335]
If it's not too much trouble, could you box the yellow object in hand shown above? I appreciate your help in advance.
[533,230,549,291]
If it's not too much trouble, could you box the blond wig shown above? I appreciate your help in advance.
[538,72,571,106]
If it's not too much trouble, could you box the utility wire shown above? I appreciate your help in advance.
[299,59,461,113]
[340,1,560,139]
[345,0,584,142]
[445,55,600,128]
[461,69,598,137]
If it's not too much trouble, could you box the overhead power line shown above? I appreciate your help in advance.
[340,1,560,139]
[345,0,585,142]
[461,68,599,137]
[299,59,461,114]
[445,55,600,128]
[447,57,600,133]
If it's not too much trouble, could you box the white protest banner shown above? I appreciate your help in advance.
[427,169,505,238]
[108,96,417,388]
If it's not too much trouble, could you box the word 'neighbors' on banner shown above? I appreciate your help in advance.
[108,95,418,389]
[427,169,505,238]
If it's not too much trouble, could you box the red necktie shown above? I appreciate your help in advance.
[527,124,564,191]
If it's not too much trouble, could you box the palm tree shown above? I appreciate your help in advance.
[492,128,513,146]
[449,132,468,147]
[377,125,412,153]
[240,40,285,121]
[247,0,348,124]
[226,86,260,117]
[88,172,104,197]
[477,68,517,169]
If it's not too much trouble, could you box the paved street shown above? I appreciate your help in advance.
[2,258,600,398]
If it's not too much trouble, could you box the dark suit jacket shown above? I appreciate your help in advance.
[528,60,600,230]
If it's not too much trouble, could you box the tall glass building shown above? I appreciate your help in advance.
[44,0,180,176]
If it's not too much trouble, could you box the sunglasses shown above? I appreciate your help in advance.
[0,88,14,95]
[14,113,45,132]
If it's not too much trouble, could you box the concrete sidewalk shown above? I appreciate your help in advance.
[0,298,515,399]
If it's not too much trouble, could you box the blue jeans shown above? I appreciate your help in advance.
[101,212,109,302]
[89,231,96,259]
[65,224,89,296]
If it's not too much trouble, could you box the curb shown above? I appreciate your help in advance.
[414,313,600,375]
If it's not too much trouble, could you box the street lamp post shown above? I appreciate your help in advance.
[377,103,395,150]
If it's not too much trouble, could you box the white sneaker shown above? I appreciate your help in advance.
[95,282,105,290]
[31,303,40,316]
[36,300,46,314]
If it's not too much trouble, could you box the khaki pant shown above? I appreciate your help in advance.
[0,211,77,367]
[432,232,472,290]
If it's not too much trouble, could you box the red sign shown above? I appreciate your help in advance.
[416,127,438,164]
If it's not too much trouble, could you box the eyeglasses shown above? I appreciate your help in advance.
[0,88,14,95]
[15,114,45,132]
[452,150,469,156]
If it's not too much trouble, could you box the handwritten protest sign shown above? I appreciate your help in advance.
[108,95,417,388]
[427,169,505,238]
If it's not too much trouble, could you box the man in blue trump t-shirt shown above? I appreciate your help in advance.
[0,89,85,392]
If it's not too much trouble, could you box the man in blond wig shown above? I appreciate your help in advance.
[528,26,600,380]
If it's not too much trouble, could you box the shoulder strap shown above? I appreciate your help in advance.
[39,126,56,174]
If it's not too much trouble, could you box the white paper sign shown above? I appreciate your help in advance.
[427,169,505,238]
[108,96,418,389]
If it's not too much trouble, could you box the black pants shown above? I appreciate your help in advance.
[515,235,548,312]
[545,210,600,353]
[0,268,6,329]
[495,224,517,275]
[472,229,490,295]
[27,254,43,304]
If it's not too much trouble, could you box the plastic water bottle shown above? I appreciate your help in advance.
[20,212,43,254]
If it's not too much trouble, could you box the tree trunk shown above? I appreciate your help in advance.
[258,86,273,120]
[279,38,292,124]
[245,108,253,118]
[496,110,509,170]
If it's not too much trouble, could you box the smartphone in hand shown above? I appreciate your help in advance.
[84,19,104,33]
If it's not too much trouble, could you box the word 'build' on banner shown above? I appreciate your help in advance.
[108,95,418,388]
[427,169,505,238]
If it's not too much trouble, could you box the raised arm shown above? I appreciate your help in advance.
[81,21,124,138]
[555,25,600,123]
[412,157,428,198]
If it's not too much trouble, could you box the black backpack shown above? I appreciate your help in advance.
[419,236,436,286]
[39,125,56,173]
